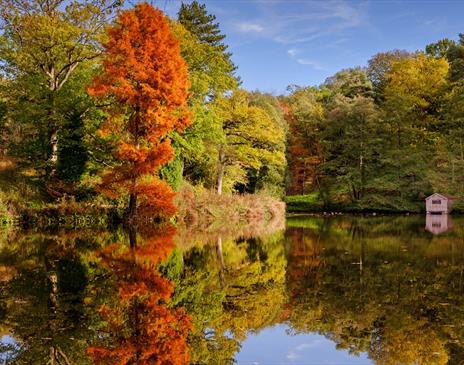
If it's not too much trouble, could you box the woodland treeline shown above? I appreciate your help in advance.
[286,40,464,212]
[0,0,463,216]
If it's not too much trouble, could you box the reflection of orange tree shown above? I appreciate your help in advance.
[87,224,192,365]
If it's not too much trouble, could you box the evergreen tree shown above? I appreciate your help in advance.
[178,1,238,84]
[178,1,225,49]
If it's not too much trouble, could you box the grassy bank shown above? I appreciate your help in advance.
[175,184,285,248]
[176,184,285,226]
[0,158,285,227]
[285,192,464,214]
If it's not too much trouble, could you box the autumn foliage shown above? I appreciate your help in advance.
[87,224,192,364]
[281,101,321,195]
[88,3,190,219]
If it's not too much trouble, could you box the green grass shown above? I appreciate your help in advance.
[285,192,426,213]
[285,193,325,212]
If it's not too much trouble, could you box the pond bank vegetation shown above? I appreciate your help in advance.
[1,1,464,226]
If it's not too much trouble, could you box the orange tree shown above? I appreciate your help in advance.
[89,3,190,219]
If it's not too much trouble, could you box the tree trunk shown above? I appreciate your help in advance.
[48,129,58,176]
[44,256,58,311]
[351,184,358,201]
[216,236,225,288]
[460,137,463,161]
[46,94,58,177]
[301,161,306,195]
[216,145,225,195]
[129,192,137,221]
[360,142,364,199]
[129,225,137,248]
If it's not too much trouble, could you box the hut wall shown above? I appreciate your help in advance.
[426,196,448,214]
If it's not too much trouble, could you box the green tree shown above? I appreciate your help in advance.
[284,86,325,195]
[213,90,286,194]
[366,50,411,101]
[171,2,240,190]
[166,20,237,189]
[0,0,120,175]
[324,67,374,99]
[425,38,456,59]
[322,95,382,203]
[446,34,464,82]
[178,0,237,86]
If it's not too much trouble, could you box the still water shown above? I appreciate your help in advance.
[1,215,463,364]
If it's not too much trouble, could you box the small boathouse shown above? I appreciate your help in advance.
[425,193,454,214]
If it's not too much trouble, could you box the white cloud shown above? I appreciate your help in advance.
[296,58,321,68]
[229,0,368,45]
[237,22,264,33]
[286,341,324,361]
[287,48,325,70]
[287,48,299,57]
[296,341,323,350]
[286,350,300,360]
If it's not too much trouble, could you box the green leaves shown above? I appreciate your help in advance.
[214,90,286,193]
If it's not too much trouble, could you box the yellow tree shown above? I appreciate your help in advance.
[384,53,449,146]
[213,90,286,194]
[382,53,449,199]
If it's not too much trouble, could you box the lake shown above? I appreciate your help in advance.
[1,215,463,364]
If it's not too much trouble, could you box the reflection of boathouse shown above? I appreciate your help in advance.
[425,193,454,214]
[425,214,453,235]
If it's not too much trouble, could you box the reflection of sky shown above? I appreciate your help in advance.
[0,335,20,362]
[235,325,372,365]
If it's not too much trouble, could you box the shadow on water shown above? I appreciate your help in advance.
[1,215,464,364]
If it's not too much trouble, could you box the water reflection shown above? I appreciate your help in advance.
[0,230,103,364]
[86,224,191,364]
[1,215,464,364]
[0,227,191,364]
[425,214,454,235]
[283,216,464,365]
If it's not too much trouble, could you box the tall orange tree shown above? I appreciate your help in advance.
[89,3,190,220]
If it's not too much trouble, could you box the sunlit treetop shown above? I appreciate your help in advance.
[89,2,190,140]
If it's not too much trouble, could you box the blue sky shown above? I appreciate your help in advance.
[162,0,464,94]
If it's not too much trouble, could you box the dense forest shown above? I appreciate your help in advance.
[0,0,464,219]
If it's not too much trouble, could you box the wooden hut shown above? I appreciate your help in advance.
[425,193,454,214]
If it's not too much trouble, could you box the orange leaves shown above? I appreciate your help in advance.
[115,140,173,169]
[135,180,177,218]
[89,3,191,219]
[88,3,190,131]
